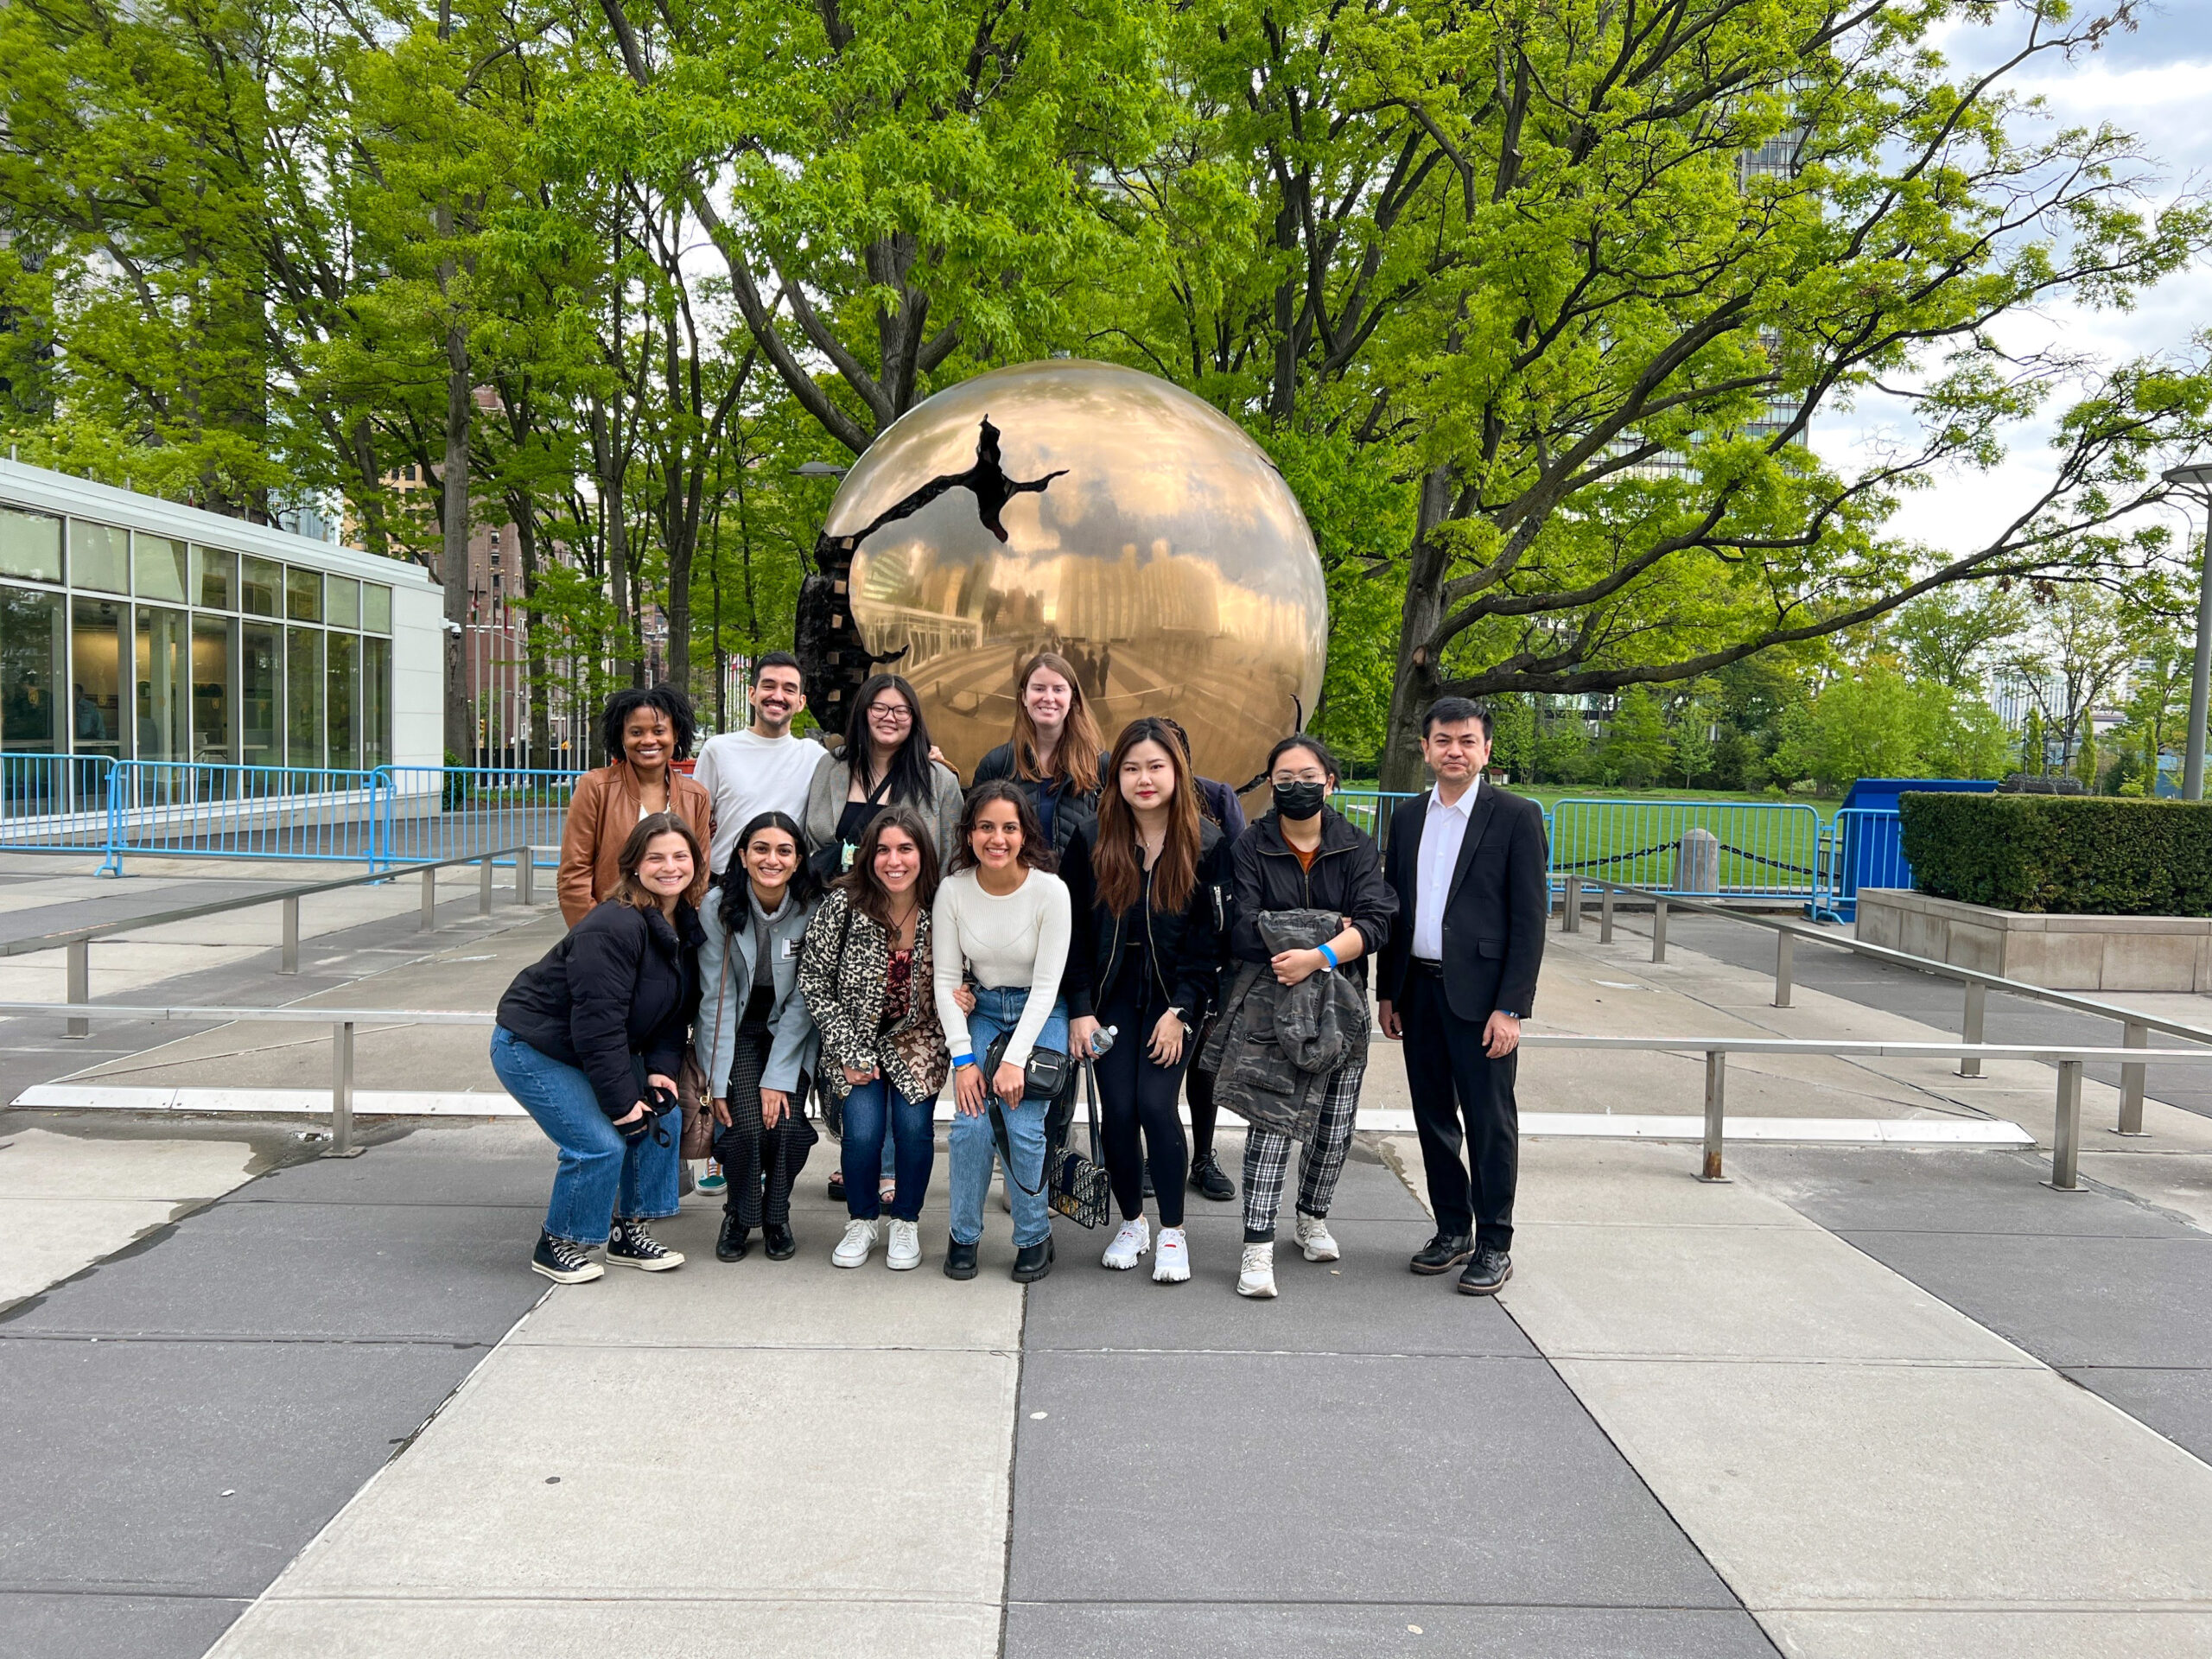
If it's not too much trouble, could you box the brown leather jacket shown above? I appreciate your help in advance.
[557,763,713,926]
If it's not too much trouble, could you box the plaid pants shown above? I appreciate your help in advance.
[1240,1055,1364,1240]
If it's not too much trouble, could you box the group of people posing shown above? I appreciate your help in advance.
[491,645,1548,1300]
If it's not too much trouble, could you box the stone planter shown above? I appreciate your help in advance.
[1854,887,2212,992]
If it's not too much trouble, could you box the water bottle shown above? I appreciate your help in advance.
[1090,1024,1118,1058]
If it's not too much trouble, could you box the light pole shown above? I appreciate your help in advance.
[2165,462,2212,800]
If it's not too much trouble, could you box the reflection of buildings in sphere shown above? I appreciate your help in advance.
[816,360,1328,785]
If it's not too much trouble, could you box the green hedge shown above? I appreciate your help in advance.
[1897,792,2212,915]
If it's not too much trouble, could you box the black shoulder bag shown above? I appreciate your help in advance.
[989,1051,1109,1230]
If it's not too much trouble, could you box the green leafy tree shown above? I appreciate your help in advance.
[2022,709,2046,776]
[1605,687,1674,789]
[2075,730,2101,793]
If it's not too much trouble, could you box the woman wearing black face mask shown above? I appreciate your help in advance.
[1212,734,1395,1300]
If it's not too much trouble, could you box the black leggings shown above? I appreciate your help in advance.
[1096,982,1189,1227]
[1186,1058,1219,1159]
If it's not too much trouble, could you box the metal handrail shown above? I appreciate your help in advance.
[1,846,542,1036]
[2,996,2191,1188]
[1557,873,2212,1136]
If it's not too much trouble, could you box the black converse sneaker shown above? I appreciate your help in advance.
[606,1218,684,1271]
[531,1231,603,1284]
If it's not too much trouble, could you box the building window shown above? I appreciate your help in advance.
[241,556,281,618]
[327,632,359,770]
[137,536,188,604]
[362,635,392,768]
[0,507,62,584]
[241,622,280,767]
[70,596,126,757]
[285,567,322,622]
[192,615,234,764]
[135,605,190,764]
[71,523,129,595]
[0,583,64,751]
[193,546,237,611]
[363,583,391,634]
[285,627,322,767]
[326,575,360,628]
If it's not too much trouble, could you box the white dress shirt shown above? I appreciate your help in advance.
[1411,777,1478,963]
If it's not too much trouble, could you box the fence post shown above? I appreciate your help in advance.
[1700,1050,1728,1182]
[420,867,436,931]
[326,1020,362,1158]
[517,849,535,907]
[1774,931,1794,1008]
[98,759,124,878]
[66,938,89,1038]
[1652,896,1669,963]
[2047,1058,2084,1192]
[2117,1020,2148,1136]
[1599,884,1615,944]
[1562,875,1582,933]
[480,854,494,915]
[1957,982,1986,1078]
[282,894,300,975]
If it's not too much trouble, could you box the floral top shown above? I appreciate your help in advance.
[881,949,914,1027]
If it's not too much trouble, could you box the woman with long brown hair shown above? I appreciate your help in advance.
[1060,719,1230,1284]
[972,650,1109,859]
[797,805,947,1273]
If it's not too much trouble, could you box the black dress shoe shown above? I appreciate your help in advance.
[1457,1246,1512,1296]
[1011,1236,1054,1283]
[1187,1151,1236,1202]
[944,1237,979,1280]
[762,1221,797,1261]
[715,1217,750,1262]
[826,1170,846,1201]
[1410,1232,1473,1275]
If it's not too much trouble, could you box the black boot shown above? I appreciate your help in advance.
[763,1220,797,1261]
[944,1237,979,1280]
[1410,1232,1473,1275]
[1187,1150,1236,1202]
[826,1169,846,1201]
[1011,1236,1055,1283]
[715,1215,750,1262]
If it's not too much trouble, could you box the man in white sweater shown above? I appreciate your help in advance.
[690,653,826,874]
[933,783,1074,1283]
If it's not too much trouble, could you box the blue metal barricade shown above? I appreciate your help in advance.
[1548,798,1826,899]
[1817,807,1910,923]
[1332,790,1421,849]
[0,753,115,852]
[105,761,388,872]
[379,765,576,869]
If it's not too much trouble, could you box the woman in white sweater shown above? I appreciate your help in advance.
[934,780,1073,1283]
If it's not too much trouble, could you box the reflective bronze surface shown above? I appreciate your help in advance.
[820,360,1327,785]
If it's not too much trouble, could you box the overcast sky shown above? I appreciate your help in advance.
[1811,1,2212,561]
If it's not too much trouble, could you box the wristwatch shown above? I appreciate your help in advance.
[1166,1006,1195,1035]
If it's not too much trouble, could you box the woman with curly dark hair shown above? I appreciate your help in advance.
[557,684,713,926]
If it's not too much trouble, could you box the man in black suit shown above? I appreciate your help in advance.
[1377,698,1549,1294]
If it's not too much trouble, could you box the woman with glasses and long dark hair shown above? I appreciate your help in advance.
[798,805,948,1274]
[696,810,823,1266]
[1211,734,1396,1300]
[558,685,712,926]
[804,671,964,868]
[1060,718,1229,1284]
[493,812,705,1282]
[935,780,1073,1282]
[972,650,1109,859]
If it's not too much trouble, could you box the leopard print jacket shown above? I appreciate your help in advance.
[797,887,950,1104]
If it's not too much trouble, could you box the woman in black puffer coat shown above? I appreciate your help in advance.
[493,812,704,1284]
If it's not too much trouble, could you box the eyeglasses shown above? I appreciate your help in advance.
[1269,770,1327,787]
[868,702,912,722]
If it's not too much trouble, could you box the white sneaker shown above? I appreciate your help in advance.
[886,1218,921,1271]
[1236,1241,1277,1299]
[831,1217,878,1268]
[1294,1213,1340,1262]
[1102,1217,1150,1270]
[1153,1227,1190,1284]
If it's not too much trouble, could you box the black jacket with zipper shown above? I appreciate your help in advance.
[495,898,703,1121]
[973,741,1109,861]
[1058,819,1230,1021]
[1228,805,1397,989]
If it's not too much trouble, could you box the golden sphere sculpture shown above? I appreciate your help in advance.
[802,359,1328,788]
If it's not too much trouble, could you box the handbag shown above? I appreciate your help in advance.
[684,910,739,1160]
[991,1055,1109,1229]
[982,1029,1072,1100]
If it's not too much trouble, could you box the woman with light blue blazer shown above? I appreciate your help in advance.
[696,810,822,1265]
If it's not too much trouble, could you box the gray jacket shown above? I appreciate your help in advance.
[1198,908,1370,1141]
[694,885,820,1096]
[803,749,965,866]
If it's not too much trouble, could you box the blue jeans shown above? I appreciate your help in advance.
[947,986,1067,1249]
[491,1027,679,1246]
[842,1078,935,1223]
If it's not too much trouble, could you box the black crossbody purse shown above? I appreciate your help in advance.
[988,1050,1109,1229]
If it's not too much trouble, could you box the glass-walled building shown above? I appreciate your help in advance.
[0,459,442,779]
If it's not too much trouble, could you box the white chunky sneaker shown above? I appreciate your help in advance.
[831,1217,878,1268]
[886,1219,922,1271]
[1153,1227,1190,1284]
[1102,1217,1150,1270]
[1236,1241,1277,1299]
[1294,1213,1340,1262]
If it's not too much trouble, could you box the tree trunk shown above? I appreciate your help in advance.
[508,490,552,765]
[440,318,471,762]
[1378,466,1456,792]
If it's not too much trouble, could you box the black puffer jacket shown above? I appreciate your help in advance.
[1058,820,1230,1021]
[1229,806,1397,989]
[495,898,703,1121]
[973,741,1108,861]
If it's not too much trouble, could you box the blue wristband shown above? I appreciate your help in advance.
[952,1053,976,1070]
[1317,942,1339,970]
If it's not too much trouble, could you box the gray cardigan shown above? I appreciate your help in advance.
[803,748,965,865]
[694,885,820,1096]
